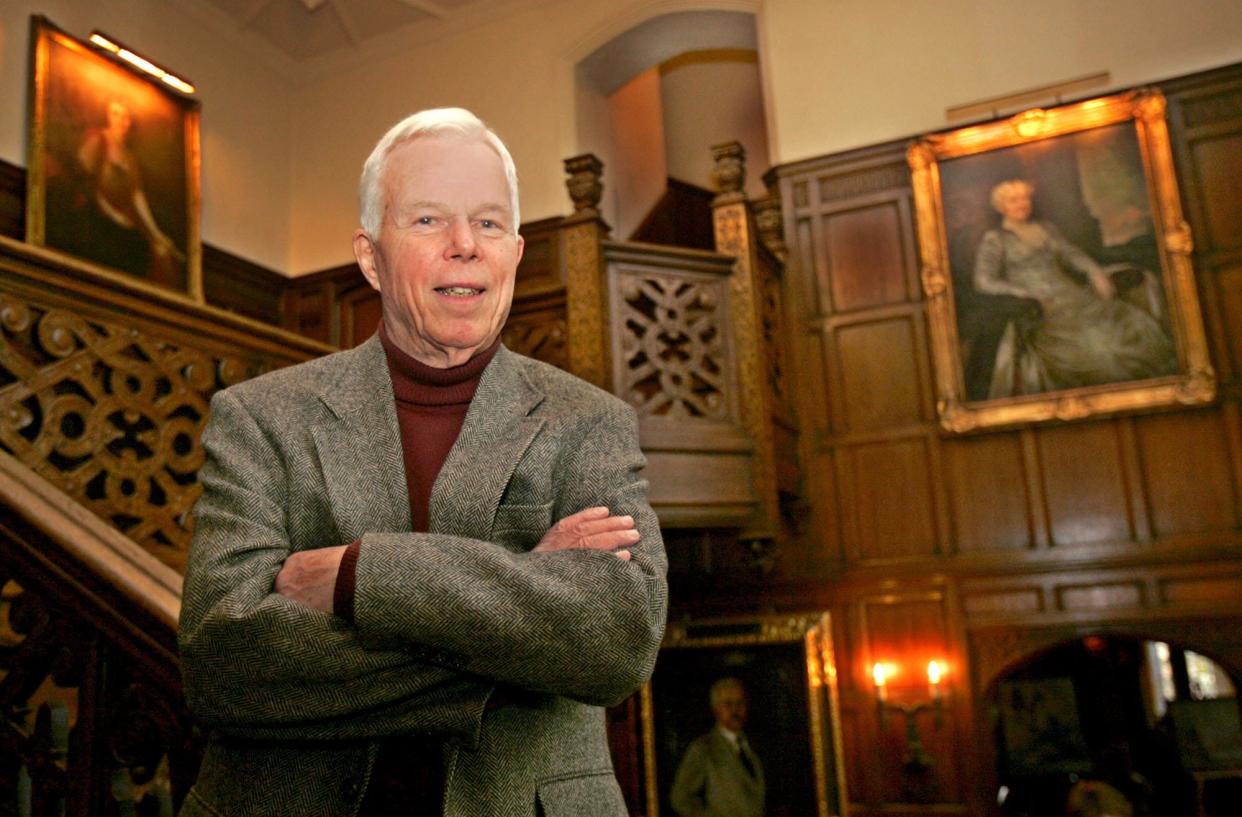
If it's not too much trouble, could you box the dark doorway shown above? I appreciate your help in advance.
[989,635,1241,817]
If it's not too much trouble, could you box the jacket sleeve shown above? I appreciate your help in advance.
[669,740,709,817]
[350,398,669,707]
[178,389,492,742]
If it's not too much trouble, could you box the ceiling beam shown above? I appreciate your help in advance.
[238,0,276,28]
[395,0,449,20]
[329,0,363,46]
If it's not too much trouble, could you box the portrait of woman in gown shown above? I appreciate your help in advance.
[67,99,185,286]
[972,179,1178,399]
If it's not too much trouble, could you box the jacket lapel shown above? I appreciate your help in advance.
[310,336,412,541]
[430,346,544,541]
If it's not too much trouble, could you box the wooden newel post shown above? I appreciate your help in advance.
[710,141,782,552]
[562,154,612,390]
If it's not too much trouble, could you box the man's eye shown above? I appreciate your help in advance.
[416,216,436,226]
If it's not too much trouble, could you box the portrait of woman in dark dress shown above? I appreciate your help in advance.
[62,99,185,286]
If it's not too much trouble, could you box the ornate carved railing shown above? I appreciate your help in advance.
[0,450,193,816]
[0,235,333,814]
[555,147,800,553]
[603,240,755,527]
[0,235,332,573]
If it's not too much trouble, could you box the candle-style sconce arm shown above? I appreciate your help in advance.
[871,660,949,783]
[876,695,946,774]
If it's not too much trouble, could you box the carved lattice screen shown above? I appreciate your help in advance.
[0,294,260,571]
[612,266,737,421]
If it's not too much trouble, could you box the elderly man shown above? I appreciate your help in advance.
[670,678,765,817]
[177,108,668,817]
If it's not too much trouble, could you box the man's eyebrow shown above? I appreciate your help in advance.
[395,201,510,216]
[473,202,511,217]
[397,200,449,212]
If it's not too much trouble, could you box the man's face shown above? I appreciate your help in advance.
[712,686,748,733]
[355,135,523,368]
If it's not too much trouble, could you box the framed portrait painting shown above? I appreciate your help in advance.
[26,16,202,298]
[641,613,847,817]
[909,90,1214,433]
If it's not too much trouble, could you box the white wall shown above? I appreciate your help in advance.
[661,53,770,199]
[0,0,296,272]
[761,0,1242,164]
[285,0,592,273]
[607,68,668,240]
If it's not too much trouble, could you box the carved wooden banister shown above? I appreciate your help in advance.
[709,142,799,566]
[0,449,196,814]
[602,239,757,527]
[553,154,801,533]
[0,234,332,573]
[0,234,333,815]
[0,449,180,632]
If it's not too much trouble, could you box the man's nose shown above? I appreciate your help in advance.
[446,218,477,259]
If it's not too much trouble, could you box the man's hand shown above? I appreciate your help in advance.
[534,506,639,561]
[275,544,348,612]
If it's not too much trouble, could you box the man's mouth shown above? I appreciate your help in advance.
[435,286,483,297]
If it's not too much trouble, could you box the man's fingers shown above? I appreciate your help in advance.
[580,528,641,550]
[556,506,610,527]
[573,514,635,537]
[534,507,641,554]
[614,550,632,561]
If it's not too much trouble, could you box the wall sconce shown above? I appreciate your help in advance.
[88,31,196,95]
[872,660,948,776]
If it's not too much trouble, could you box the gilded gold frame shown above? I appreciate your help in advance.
[909,89,1214,433]
[640,612,847,817]
[26,16,202,301]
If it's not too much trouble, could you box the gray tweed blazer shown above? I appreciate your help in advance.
[177,336,668,817]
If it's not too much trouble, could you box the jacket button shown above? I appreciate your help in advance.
[339,779,361,802]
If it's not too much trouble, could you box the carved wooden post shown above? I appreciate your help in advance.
[753,172,788,263]
[562,154,612,390]
[710,142,782,554]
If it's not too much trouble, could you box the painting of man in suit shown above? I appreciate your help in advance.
[671,677,766,817]
[177,107,668,817]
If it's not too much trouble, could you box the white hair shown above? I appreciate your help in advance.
[990,179,1035,213]
[709,677,745,707]
[358,107,520,238]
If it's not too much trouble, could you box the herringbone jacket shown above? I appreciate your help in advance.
[177,336,668,817]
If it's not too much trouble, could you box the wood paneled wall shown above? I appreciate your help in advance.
[745,62,1242,816]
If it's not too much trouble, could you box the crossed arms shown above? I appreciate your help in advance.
[178,386,668,742]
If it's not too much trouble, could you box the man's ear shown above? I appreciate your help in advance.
[353,229,382,292]
[514,233,525,267]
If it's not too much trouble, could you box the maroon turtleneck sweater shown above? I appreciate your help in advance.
[333,324,499,621]
[332,325,499,817]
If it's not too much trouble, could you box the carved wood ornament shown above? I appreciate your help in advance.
[0,294,254,571]
[618,273,728,418]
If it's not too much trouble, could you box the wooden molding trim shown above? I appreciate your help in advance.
[0,234,333,362]
[0,448,181,631]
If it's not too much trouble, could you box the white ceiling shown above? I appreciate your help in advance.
[203,0,487,61]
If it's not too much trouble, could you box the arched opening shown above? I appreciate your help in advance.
[573,10,771,242]
[986,634,1242,817]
